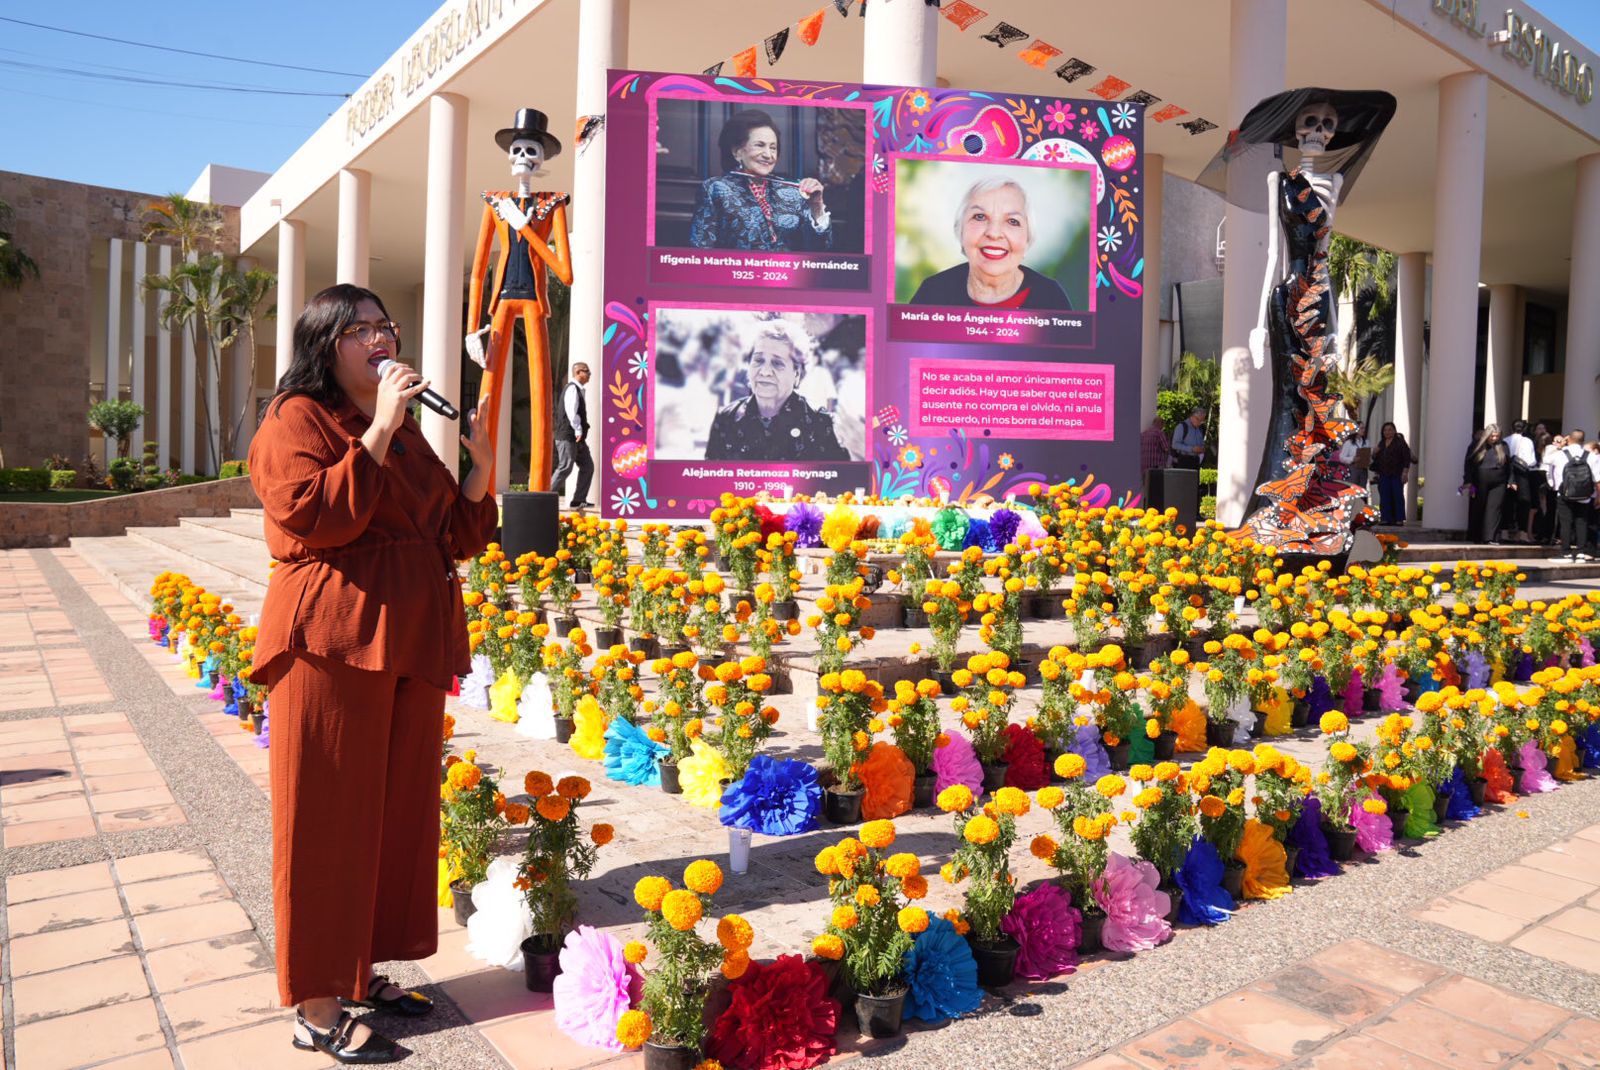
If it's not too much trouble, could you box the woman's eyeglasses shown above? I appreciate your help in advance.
[340,320,400,345]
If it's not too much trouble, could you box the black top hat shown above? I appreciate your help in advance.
[495,108,562,159]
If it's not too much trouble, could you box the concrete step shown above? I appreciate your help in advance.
[71,534,266,619]
[121,525,273,602]
[1405,557,1600,585]
[1395,541,1558,564]
[230,507,264,520]
[179,512,267,547]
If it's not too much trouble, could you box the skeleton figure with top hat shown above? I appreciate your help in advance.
[1200,88,1396,565]
[467,108,574,491]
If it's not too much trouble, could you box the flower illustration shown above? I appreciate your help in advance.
[1111,102,1137,129]
[887,424,909,446]
[1079,118,1101,142]
[1037,143,1066,163]
[998,452,1016,470]
[900,446,924,469]
[610,487,640,515]
[1043,100,1073,133]
[908,89,933,114]
[627,351,648,379]
[1097,226,1123,253]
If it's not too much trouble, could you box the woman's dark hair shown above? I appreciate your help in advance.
[1513,419,1529,436]
[718,110,780,171]
[268,284,397,416]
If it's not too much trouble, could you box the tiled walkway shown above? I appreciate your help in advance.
[3,544,1600,1070]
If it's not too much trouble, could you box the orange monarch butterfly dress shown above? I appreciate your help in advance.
[1235,170,1372,558]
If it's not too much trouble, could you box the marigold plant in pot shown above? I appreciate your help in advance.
[706,655,779,782]
[517,771,609,991]
[888,677,943,805]
[817,669,883,823]
[937,782,1028,985]
[1036,756,1119,947]
[439,750,513,925]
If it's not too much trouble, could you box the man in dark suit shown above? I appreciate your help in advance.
[553,363,593,509]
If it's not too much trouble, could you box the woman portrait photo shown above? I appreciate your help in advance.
[653,98,867,253]
[895,157,1091,310]
[651,309,866,464]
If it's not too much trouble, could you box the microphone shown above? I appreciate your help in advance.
[378,359,459,420]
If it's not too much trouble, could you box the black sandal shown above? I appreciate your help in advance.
[341,974,434,1018]
[293,1009,401,1064]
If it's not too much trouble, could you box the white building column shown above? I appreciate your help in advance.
[421,92,469,479]
[130,242,147,451]
[863,0,938,85]
[1420,72,1488,533]
[337,168,371,287]
[1393,251,1426,519]
[156,244,173,467]
[105,238,123,466]
[1139,154,1165,427]
[275,218,305,384]
[1564,153,1600,425]
[568,0,630,500]
[1215,0,1287,526]
[1485,284,1520,430]
[181,251,197,474]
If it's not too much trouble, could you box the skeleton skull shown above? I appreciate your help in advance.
[1295,103,1338,155]
[508,137,546,177]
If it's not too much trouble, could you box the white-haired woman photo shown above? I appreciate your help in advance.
[703,319,849,462]
[908,177,1072,309]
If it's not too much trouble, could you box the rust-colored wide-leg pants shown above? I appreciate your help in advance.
[269,652,444,1005]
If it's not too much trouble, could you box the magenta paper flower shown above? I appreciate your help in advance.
[1093,853,1171,953]
[1349,794,1393,854]
[1000,881,1080,980]
[552,925,643,1050]
[932,731,983,797]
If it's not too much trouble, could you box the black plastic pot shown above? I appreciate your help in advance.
[1011,658,1039,686]
[450,880,476,928]
[1044,746,1065,782]
[770,599,799,621]
[1078,910,1105,953]
[1125,643,1152,670]
[932,669,959,695]
[1153,732,1178,761]
[660,644,690,662]
[553,717,574,744]
[912,772,937,809]
[1205,720,1237,749]
[1222,861,1246,901]
[1283,845,1300,882]
[980,762,1009,793]
[1027,593,1065,619]
[573,569,593,585]
[853,987,907,1038]
[551,615,580,638]
[521,934,562,991]
[1468,778,1487,806]
[901,604,929,629]
[1290,701,1310,729]
[629,636,659,659]
[1434,790,1452,823]
[643,1041,700,1070]
[824,787,863,825]
[968,934,1019,988]
[1322,822,1357,861]
[659,759,683,795]
[1388,808,1409,839]
[1161,883,1184,925]
[1105,743,1131,771]
[1363,687,1382,712]
[595,626,622,650]
[249,712,264,735]
[1248,711,1268,739]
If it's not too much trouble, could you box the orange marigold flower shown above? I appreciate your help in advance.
[897,907,930,934]
[661,889,703,931]
[716,914,754,952]
[591,823,615,846]
[634,875,671,912]
[622,940,648,965]
[812,933,845,960]
[684,859,724,896]
[536,795,572,823]
[859,819,896,850]
[524,770,554,797]
[616,1009,652,1049]
[556,775,591,800]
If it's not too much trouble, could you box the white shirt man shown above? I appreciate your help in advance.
[1548,434,1600,561]
[1505,428,1537,470]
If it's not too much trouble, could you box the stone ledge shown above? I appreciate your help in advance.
[0,478,261,549]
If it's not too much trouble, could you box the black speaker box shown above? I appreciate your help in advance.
[500,490,560,560]
[1143,468,1199,531]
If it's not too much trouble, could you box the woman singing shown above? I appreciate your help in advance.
[689,109,832,252]
[247,285,497,1063]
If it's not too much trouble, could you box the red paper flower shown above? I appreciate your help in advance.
[707,954,839,1070]
[754,504,785,541]
[1002,723,1049,790]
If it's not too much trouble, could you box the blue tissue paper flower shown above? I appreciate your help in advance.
[719,755,821,836]
[988,508,1021,548]
[962,516,994,552]
[603,718,667,787]
[1441,765,1481,821]
[1176,838,1234,926]
[903,917,983,1023]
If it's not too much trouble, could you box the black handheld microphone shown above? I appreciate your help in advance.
[378,359,459,420]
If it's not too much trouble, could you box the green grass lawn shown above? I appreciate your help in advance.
[0,489,123,503]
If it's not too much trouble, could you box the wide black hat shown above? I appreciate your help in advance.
[1198,88,1396,207]
[495,108,563,159]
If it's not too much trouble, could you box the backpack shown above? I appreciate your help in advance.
[1560,447,1595,502]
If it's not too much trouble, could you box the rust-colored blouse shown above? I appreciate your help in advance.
[247,393,498,692]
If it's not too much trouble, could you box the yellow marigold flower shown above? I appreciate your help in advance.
[854,884,881,908]
[1030,834,1058,860]
[1362,797,1388,815]
[661,889,703,931]
[616,1009,652,1049]
[447,762,482,792]
[897,907,930,934]
[684,859,724,896]
[1129,763,1155,782]
[1198,795,1226,818]
[883,852,919,880]
[992,786,1030,816]
[937,784,975,813]
[1154,761,1180,782]
[812,933,845,960]
[634,875,671,912]
[1133,787,1163,809]
[622,940,648,965]
[963,814,1000,844]
[1055,752,1087,779]
[1330,741,1358,763]
[717,913,754,952]
[1319,711,1349,734]
[1226,787,1246,807]
[1072,815,1106,841]
[1036,785,1065,810]
[1228,750,1256,775]
[1095,774,1126,798]
[860,820,896,850]
[831,904,859,930]
[814,847,839,876]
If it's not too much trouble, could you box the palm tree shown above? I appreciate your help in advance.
[1327,353,1396,427]
[0,200,40,292]
[145,255,241,473]
[141,194,223,258]
[221,266,277,456]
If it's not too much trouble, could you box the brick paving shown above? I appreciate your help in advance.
[3,542,1600,1070]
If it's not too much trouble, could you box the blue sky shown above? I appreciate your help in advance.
[6,1,1600,196]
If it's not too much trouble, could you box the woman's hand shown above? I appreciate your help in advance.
[460,405,493,474]
[374,361,429,435]
[798,177,826,218]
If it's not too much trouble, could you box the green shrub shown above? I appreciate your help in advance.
[49,469,77,489]
[107,457,139,492]
[218,460,249,479]
[176,474,214,486]
[1200,495,1217,520]
[0,468,52,492]
[1199,467,1217,487]
[87,400,146,458]
[1156,390,1199,433]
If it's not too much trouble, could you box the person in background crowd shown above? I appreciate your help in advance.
[1170,408,1207,471]
[552,362,593,510]
[1544,432,1569,546]
[1463,424,1513,545]
[1532,424,1555,542]
[1504,419,1538,543]
[1370,421,1412,525]
[1548,429,1600,562]
[1140,415,1171,479]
